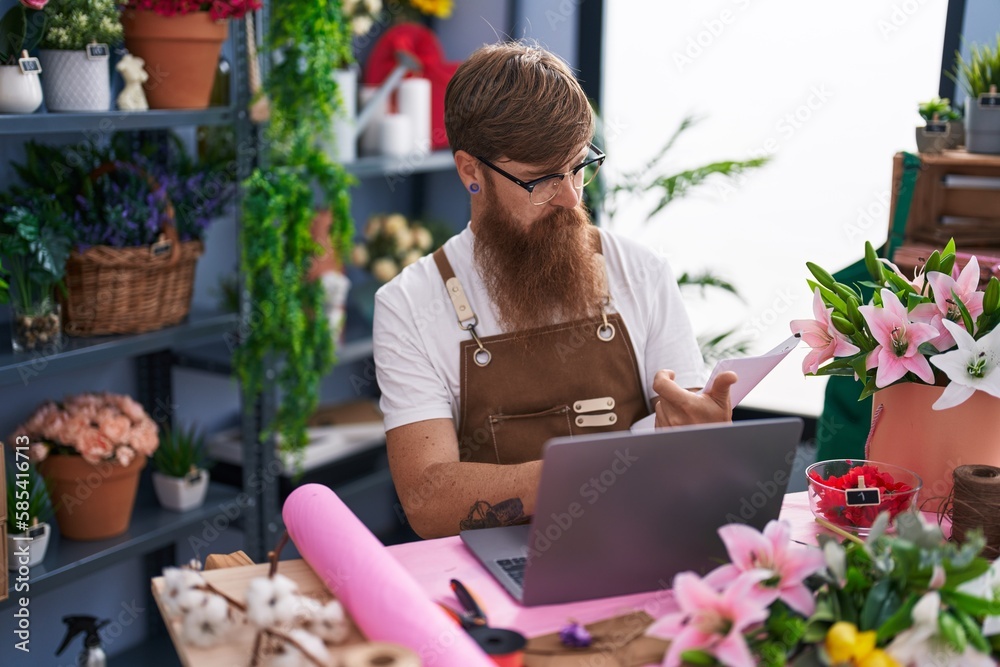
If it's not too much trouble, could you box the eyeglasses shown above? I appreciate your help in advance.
[476,143,606,206]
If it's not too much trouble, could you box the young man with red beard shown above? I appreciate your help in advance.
[373,42,737,539]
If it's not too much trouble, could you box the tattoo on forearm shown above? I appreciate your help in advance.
[459,498,526,531]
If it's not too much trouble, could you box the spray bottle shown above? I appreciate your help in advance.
[56,616,109,667]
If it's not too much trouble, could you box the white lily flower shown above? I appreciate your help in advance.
[887,592,995,667]
[929,320,1000,410]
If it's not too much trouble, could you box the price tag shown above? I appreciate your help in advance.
[86,43,110,60]
[845,478,881,506]
[18,56,41,75]
[923,121,948,134]
[980,94,1000,109]
[151,237,173,257]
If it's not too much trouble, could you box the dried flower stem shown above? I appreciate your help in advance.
[196,583,247,613]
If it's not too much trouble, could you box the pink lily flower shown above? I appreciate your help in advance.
[647,570,772,667]
[859,289,939,387]
[790,289,861,374]
[911,257,985,351]
[704,520,826,616]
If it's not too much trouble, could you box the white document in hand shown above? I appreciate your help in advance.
[700,333,801,405]
[631,334,800,432]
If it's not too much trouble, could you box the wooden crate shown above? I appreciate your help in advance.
[890,150,1000,249]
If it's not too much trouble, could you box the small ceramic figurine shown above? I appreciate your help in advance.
[116,53,148,112]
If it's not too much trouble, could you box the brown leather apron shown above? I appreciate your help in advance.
[433,240,650,465]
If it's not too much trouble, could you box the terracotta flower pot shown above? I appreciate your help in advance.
[121,9,228,110]
[38,454,146,541]
[866,383,1000,506]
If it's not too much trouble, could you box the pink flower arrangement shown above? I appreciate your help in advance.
[647,520,826,667]
[13,393,159,466]
[20,0,48,10]
[124,0,261,20]
[791,240,1000,408]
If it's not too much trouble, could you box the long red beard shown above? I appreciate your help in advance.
[473,186,602,333]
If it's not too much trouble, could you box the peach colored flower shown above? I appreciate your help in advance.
[28,443,49,463]
[118,395,149,423]
[100,412,132,444]
[131,421,160,457]
[116,446,136,468]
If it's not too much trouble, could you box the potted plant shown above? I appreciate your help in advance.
[36,0,121,112]
[790,238,1000,502]
[152,425,211,512]
[13,392,160,541]
[915,96,963,153]
[11,137,231,336]
[0,187,73,353]
[235,0,355,466]
[121,0,261,109]
[0,0,47,113]
[948,35,1000,154]
[6,463,52,570]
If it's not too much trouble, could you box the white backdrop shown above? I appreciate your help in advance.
[602,0,950,415]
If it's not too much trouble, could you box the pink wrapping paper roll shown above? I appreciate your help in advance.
[283,484,494,666]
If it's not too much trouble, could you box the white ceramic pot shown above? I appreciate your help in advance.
[7,523,51,570]
[153,470,209,512]
[38,49,111,112]
[0,65,43,113]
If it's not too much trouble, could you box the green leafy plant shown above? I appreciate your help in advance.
[918,96,962,123]
[235,0,356,464]
[0,0,48,66]
[39,0,122,50]
[0,188,73,314]
[6,463,51,531]
[948,34,1000,98]
[153,425,211,479]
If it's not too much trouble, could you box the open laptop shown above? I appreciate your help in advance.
[460,418,803,606]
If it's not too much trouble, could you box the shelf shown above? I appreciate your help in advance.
[344,150,455,178]
[174,335,373,376]
[3,482,240,600]
[0,107,235,135]
[0,309,238,387]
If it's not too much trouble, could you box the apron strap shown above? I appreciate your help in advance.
[432,228,616,362]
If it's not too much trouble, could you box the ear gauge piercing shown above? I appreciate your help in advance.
[469,182,480,193]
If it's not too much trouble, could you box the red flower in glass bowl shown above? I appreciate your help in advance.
[806,460,922,534]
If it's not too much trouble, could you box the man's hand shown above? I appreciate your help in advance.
[652,369,738,428]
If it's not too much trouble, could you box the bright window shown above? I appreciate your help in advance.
[602,1,949,415]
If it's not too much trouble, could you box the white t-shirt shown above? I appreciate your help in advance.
[373,223,706,432]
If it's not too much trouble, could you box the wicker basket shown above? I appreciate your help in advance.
[62,164,204,336]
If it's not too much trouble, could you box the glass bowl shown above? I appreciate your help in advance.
[805,459,922,535]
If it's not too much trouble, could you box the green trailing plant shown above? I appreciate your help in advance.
[153,425,211,479]
[918,96,962,123]
[235,0,356,464]
[948,34,1000,98]
[39,0,122,50]
[6,463,51,532]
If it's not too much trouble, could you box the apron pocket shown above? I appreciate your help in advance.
[488,405,574,465]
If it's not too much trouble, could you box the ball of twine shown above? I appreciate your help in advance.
[949,464,1000,559]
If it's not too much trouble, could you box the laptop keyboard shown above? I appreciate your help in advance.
[496,557,528,586]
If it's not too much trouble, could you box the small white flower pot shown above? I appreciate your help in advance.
[38,49,111,112]
[153,470,210,512]
[0,64,43,113]
[7,523,51,570]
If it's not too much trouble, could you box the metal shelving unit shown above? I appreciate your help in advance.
[0,309,237,387]
[0,107,234,135]
[5,482,238,599]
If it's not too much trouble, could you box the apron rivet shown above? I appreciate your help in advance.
[574,403,581,410]
[607,399,613,406]
[608,415,614,422]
